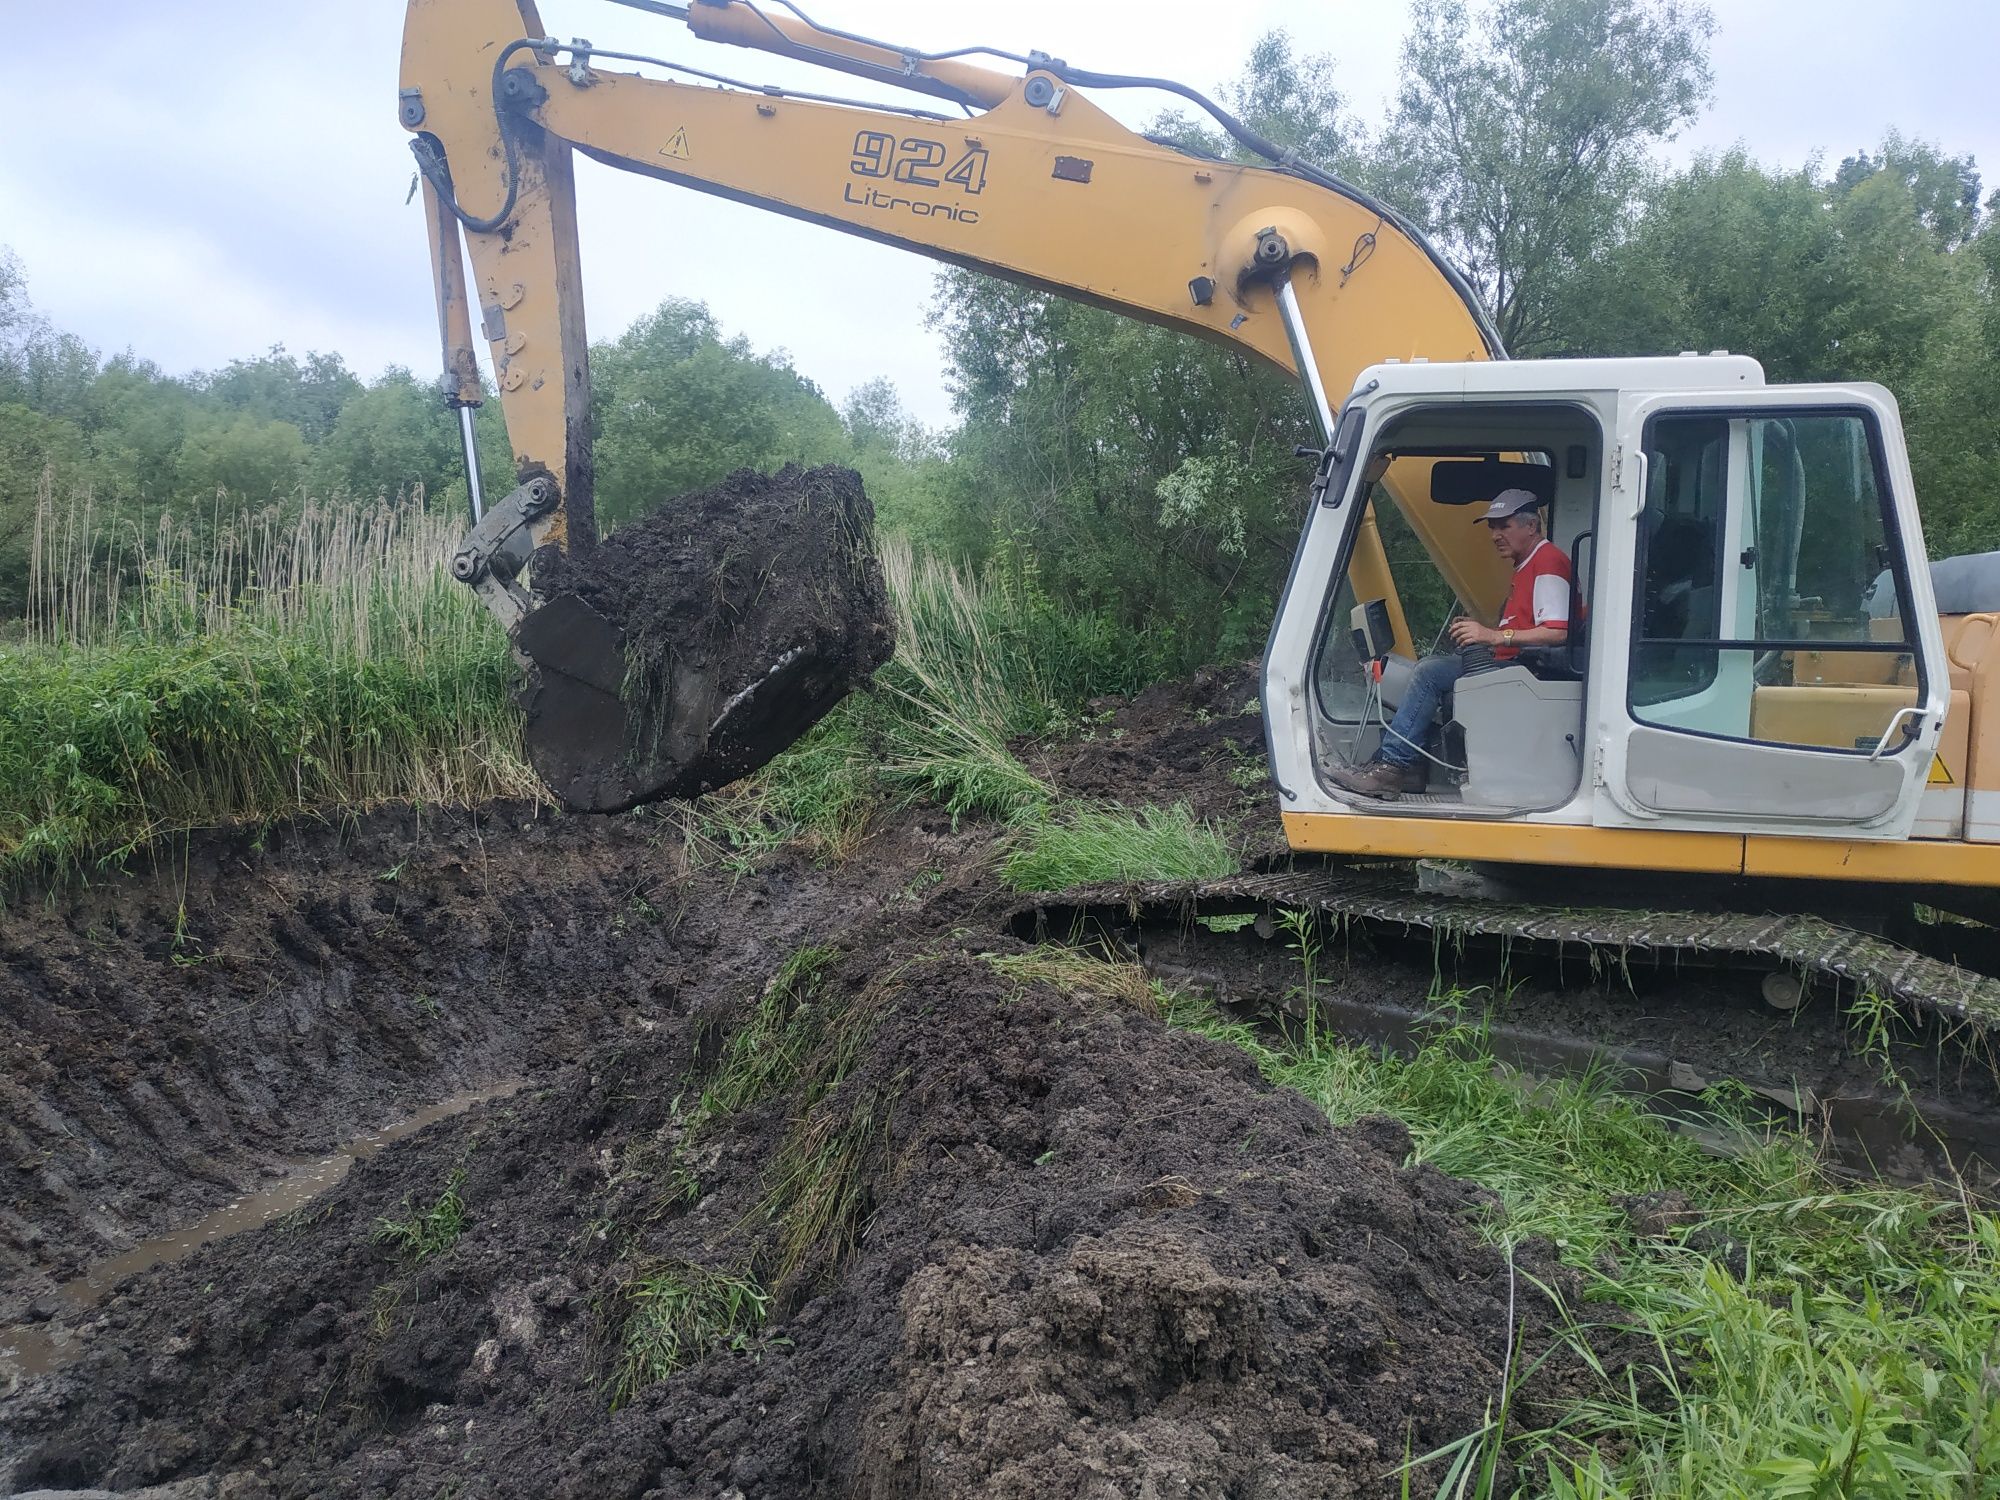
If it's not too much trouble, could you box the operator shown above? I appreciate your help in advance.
[1331,487,1572,799]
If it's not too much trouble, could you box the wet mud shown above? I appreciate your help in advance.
[1,936,1605,1499]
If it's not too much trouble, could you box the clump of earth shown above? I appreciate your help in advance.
[521,464,894,812]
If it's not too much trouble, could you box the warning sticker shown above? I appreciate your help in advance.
[661,126,690,161]
[1928,754,1955,786]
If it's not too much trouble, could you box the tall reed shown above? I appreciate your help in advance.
[2,487,537,881]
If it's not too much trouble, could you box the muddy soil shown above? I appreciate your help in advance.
[2,939,1604,1500]
[0,799,996,1332]
[524,465,895,812]
[1032,663,1272,830]
[0,667,1639,1497]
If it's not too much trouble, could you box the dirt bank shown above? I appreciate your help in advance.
[0,798,990,1333]
[0,666,1631,1497]
[4,932,1597,1498]
[1032,662,1270,828]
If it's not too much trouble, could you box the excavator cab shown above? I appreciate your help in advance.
[1267,354,1951,880]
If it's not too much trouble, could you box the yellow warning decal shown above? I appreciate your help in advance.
[662,127,690,161]
[1929,754,1955,786]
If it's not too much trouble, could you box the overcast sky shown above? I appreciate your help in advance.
[5,0,1996,429]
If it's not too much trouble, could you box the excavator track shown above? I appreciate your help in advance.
[1012,865,2000,1025]
[1009,864,2000,1190]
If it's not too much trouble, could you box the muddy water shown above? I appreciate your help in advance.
[1,1081,521,1388]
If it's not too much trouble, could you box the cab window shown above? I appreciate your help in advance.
[1632,410,1922,751]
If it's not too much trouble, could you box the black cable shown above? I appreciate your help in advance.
[417,37,541,234]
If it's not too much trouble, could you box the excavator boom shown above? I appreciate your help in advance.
[400,0,1511,810]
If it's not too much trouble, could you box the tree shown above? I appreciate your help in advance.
[0,249,29,401]
[1382,0,1714,352]
[1554,143,1996,552]
[931,265,1314,656]
[1834,135,1983,251]
[172,411,310,506]
[1149,31,1364,176]
[200,347,361,444]
[841,378,914,458]
[926,33,1374,657]
[314,370,464,503]
[590,298,849,526]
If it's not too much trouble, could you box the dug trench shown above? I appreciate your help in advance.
[0,667,1989,1496]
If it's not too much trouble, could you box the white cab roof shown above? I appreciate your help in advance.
[1350,353,1767,399]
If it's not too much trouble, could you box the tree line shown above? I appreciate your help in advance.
[2,0,1995,666]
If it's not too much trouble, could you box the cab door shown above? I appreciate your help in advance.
[1599,386,1946,834]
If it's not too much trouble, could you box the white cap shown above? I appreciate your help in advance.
[1474,488,1541,523]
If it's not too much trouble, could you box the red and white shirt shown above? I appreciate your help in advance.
[1495,539,1572,660]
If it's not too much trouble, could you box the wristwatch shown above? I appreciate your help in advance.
[1501,628,1515,647]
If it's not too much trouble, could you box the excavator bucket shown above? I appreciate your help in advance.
[515,465,895,813]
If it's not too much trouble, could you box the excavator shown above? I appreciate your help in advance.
[401,0,2000,1176]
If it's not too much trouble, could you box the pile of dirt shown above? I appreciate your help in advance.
[1,665,1662,1500]
[1036,662,1269,829]
[2,938,1601,1499]
[523,464,896,813]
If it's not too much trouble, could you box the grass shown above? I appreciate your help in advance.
[0,497,1187,885]
[999,801,1236,891]
[679,942,897,1292]
[2,491,537,884]
[611,1260,771,1408]
[683,540,1191,861]
[1153,977,2000,1497]
[372,1168,469,1264]
[759,1082,896,1292]
[695,943,846,1119]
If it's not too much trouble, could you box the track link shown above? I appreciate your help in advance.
[1008,865,2000,1190]
[1011,866,2000,1027]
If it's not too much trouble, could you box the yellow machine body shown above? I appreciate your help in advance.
[400,0,2000,899]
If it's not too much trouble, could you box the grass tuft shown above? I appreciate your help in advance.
[611,1260,771,1408]
[1000,802,1236,891]
[371,1168,469,1264]
[983,948,1163,1016]
[761,1084,896,1293]
[698,944,847,1120]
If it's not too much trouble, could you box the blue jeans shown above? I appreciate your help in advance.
[1379,654,1463,767]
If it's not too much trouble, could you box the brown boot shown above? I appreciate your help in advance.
[1329,758,1426,799]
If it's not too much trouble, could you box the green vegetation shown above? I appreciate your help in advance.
[0,497,536,883]
[612,1260,772,1408]
[695,944,847,1120]
[759,1081,896,1293]
[5,0,1992,879]
[0,507,1150,884]
[371,1168,469,1264]
[1000,802,1236,892]
[676,943,909,1294]
[1158,981,2000,1497]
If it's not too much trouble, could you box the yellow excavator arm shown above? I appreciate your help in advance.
[400,0,1504,640]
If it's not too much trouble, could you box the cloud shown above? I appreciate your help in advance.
[8,0,1995,431]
